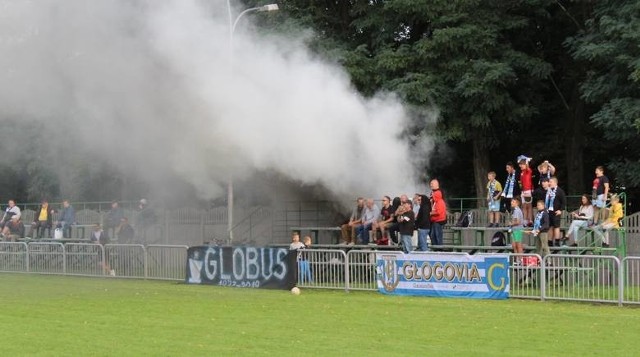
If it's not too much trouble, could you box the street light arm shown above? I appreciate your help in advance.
[231,4,279,35]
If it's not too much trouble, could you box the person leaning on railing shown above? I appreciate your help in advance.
[592,194,624,248]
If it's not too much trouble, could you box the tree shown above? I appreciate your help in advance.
[566,0,640,188]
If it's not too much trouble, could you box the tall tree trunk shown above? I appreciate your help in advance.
[565,88,586,195]
[472,134,490,207]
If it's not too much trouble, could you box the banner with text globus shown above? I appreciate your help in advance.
[376,253,509,299]
[186,246,297,290]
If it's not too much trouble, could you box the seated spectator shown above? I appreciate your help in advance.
[30,199,54,239]
[2,216,25,241]
[0,199,21,229]
[90,223,110,245]
[566,194,594,246]
[356,198,380,244]
[340,198,364,245]
[372,196,394,244]
[593,194,624,248]
[55,200,76,238]
[387,197,401,244]
[116,217,135,243]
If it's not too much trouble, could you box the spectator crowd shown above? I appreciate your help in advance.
[332,156,624,257]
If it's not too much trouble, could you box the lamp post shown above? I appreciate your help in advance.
[225,2,279,244]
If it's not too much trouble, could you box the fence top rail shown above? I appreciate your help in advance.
[543,254,621,263]
[104,244,146,248]
[146,244,189,249]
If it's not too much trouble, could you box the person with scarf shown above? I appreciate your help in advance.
[526,200,550,257]
[545,177,566,247]
[501,162,521,214]
[486,171,502,227]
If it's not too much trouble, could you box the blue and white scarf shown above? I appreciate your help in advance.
[504,173,515,198]
[533,211,543,231]
[488,180,497,202]
[545,187,556,211]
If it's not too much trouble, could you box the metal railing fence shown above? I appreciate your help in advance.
[3,242,640,306]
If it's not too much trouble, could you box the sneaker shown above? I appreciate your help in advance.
[109,269,116,276]
[602,243,610,248]
[347,242,355,246]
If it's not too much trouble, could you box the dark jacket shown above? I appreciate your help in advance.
[7,219,25,237]
[549,186,567,212]
[538,211,550,233]
[34,204,54,227]
[415,194,432,229]
[398,210,415,236]
[91,230,110,245]
[106,207,125,228]
[58,206,76,224]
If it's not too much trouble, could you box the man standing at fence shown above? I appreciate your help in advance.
[430,179,447,246]
[340,198,364,245]
[397,201,416,253]
[415,194,431,251]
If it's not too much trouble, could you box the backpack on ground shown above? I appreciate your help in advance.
[491,231,506,246]
[456,211,473,227]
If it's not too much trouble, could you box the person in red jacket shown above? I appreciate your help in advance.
[429,179,447,246]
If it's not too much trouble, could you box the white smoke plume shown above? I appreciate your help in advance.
[0,0,434,202]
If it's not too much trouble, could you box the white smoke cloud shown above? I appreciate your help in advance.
[0,0,434,201]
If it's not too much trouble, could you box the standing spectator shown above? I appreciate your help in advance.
[533,177,550,210]
[397,201,415,253]
[501,162,520,214]
[537,160,556,186]
[90,224,114,276]
[412,194,421,216]
[527,200,550,258]
[415,194,431,252]
[30,199,55,239]
[591,166,610,224]
[593,194,624,248]
[136,198,156,242]
[372,196,394,244]
[56,200,76,238]
[429,179,447,246]
[116,217,135,243]
[105,201,125,238]
[2,216,25,241]
[356,199,380,244]
[340,198,364,245]
[518,155,534,225]
[545,177,567,247]
[1,199,21,229]
[510,198,524,259]
[289,232,305,250]
[566,194,594,246]
[486,171,502,227]
[299,236,313,283]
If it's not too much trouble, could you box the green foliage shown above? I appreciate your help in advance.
[567,0,640,187]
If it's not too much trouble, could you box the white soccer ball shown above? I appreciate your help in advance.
[291,287,301,295]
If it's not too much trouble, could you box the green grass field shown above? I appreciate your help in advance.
[1,274,639,356]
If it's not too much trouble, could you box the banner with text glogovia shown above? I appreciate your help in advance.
[376,253,509,299]
[186,246,297,290]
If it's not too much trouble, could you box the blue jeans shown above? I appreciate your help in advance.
[357,223,373,244]
[401,234,413,253]
[417,228,430,251]
[431,222,443,246]
[298,260,312,283]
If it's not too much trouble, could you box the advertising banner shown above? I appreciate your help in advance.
[377,253,509,299]
[186,246,297,290]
